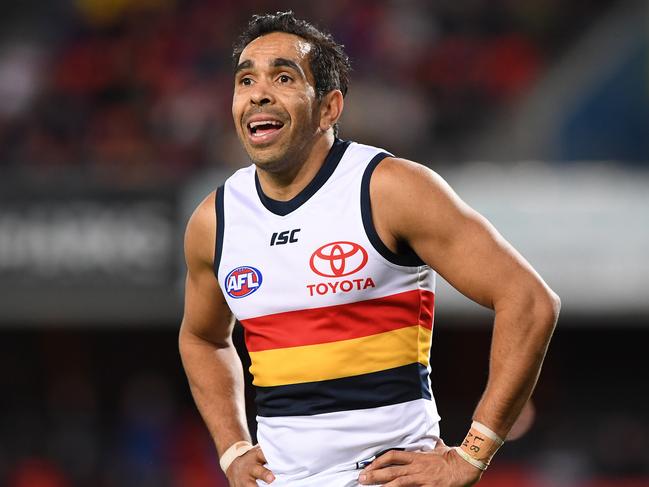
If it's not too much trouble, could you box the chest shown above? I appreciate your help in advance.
[219,194,394,317]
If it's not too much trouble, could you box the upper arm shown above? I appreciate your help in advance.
[370,158,558,311]
[181,190,234,345]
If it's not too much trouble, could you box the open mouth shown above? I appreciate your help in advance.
[247,119,285,139]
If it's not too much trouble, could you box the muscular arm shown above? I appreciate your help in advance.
[180,193,274,486]
[372,158,560,440]
[178,192,250,455]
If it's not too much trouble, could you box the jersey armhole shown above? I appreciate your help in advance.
[361,153,426,267]
[213,184,225,281]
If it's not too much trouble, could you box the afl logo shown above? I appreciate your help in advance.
[225,266,263,299]
[310,241,368,278]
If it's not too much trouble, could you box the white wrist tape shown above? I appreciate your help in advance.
[457,420,505,471]
[471,421,504,445]
[454,446,488,471]
[219,441,255,473]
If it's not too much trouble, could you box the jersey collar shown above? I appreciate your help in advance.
[254,138,351,216]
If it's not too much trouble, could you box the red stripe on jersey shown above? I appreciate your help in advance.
[419,287,434,331]
[242,289,434,352]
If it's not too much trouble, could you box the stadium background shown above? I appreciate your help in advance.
[0,0,647,486]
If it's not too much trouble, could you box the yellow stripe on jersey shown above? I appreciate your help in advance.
[418,323,432,366]
[249,325,432,387]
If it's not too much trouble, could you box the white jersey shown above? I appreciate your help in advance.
[215,140,440,486]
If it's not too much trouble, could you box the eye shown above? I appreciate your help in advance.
[278,74,292,83]
[240,77,253,86]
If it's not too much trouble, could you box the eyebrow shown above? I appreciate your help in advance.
[234,58,306,79]
[272,58,306,78]
[234,59,252,75]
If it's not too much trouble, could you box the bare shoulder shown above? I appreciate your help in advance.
[373,156,431,179]
[185,190,217,270]
[372,157,467,210]
[369,156,558,311]
[181,189,233,342]
[370,156,474,243]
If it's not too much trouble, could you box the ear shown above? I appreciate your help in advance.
[318,90,344,132]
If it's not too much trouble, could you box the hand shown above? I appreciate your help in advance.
[358,439,483,486]
[225,445,275,486]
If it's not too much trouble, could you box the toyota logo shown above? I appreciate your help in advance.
[309,241,368,278]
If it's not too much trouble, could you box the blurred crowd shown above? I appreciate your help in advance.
[0,0,617,187]
[1,331,230,487]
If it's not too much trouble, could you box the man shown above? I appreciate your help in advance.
[179,11,559,487]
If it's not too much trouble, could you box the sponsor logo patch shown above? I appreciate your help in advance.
[309,241,368,278]
[225,266,263,299]
[306,278,376,296]
[308,241,375,296]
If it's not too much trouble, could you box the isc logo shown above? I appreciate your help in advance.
[225,266,263,299]
[270,228,300,246]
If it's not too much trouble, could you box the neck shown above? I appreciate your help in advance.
[256,133,335,201]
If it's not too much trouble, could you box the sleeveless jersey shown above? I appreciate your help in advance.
[215,139,440,485]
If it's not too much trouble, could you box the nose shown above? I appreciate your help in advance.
[250,80,274,106]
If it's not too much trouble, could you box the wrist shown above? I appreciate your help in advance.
[455,420,504,471]
[219,440,255,473]
[453,446,487,471]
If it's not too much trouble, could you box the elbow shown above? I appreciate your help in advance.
[550,289,561,317]
[178,321,191,357]
[178,318,233,351]
[532,286,561,334]
[178,320,205,356]
[545,287,561,321]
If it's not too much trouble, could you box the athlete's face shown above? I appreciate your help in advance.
[232,32,321,171]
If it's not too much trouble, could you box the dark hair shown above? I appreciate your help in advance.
[233,11,351,136]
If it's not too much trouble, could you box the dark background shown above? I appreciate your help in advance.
[3,322,648,487]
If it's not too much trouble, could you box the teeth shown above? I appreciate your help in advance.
[248,120,282,129]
